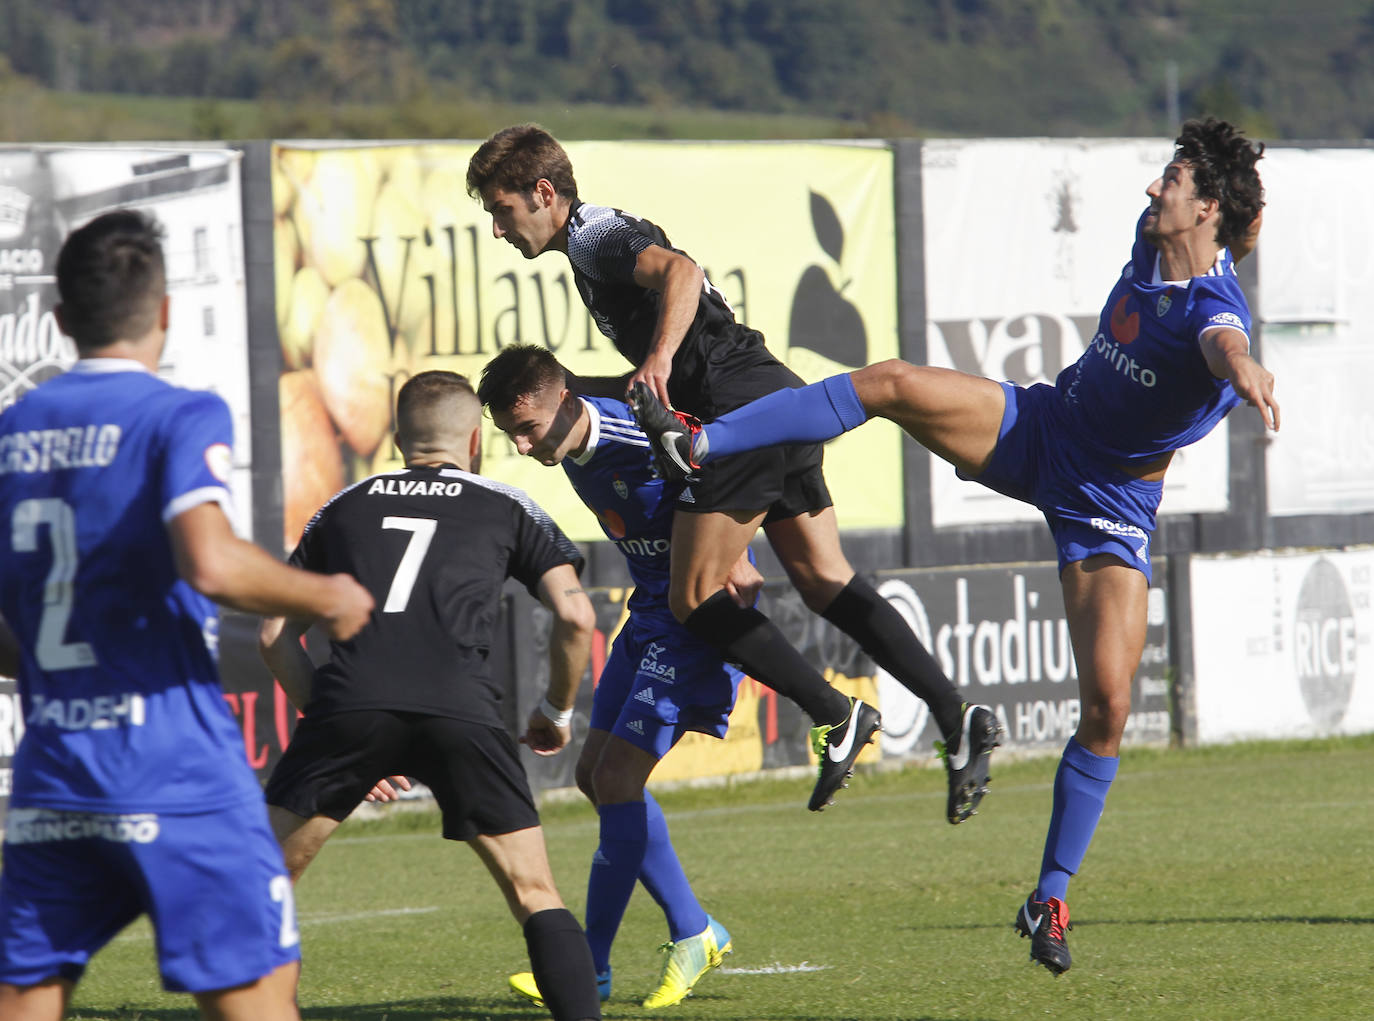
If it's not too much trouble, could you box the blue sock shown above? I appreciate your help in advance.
[637,791,708,942]
[1035,737,1118,903]
[584,800,648,974]
[700,373,868,461]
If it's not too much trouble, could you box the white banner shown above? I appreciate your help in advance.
[1257,147,1374,515]
[0,145,252,536]
[921,139,1231,526]
[1190,548,1374,743]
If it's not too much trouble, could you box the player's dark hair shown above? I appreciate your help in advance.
[396,370,477,424]
[55,209,166,350]
[477,344,567,414]
[467,125,579,203]
[1174,118,1265,251]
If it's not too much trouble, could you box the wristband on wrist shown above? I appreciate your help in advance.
[539,698,573,728]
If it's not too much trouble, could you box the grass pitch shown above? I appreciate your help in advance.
[66,736,1374,1020]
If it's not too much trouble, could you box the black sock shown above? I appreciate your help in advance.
[523,908,602,1021]
[822,576,965,738]
[684,590,851,725]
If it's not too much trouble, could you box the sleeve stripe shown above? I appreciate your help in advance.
[162,485,233,524]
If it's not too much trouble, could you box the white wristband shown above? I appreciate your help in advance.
[539,698,573,729]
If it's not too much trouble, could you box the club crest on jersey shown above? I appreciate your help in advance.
[614,477,628,500]
[1156,293,1172,317]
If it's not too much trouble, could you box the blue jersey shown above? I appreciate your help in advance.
[561,397,679,630]
[1056,208,1248,463]
[0,359,261,814]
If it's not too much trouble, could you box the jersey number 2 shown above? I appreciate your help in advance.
[11,498,98,671]
[380,516,437,613]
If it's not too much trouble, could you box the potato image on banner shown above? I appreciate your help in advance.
[274,219,300,336]
[280,265,328,370]
[313,278,394,458]
[270,153,295,219]
[280,370,344,551]
[276,147,316,191]
[368,338,413,477]
[296,150,379,287]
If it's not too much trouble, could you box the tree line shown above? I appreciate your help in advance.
[2,0,1372,139]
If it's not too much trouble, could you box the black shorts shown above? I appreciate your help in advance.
[670,328,833,520]
[264,710,540,841]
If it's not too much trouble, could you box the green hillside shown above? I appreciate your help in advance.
[3,0,1371,141]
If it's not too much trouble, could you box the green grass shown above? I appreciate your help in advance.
[65,737,1374,1020]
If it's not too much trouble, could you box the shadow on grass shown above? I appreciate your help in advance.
[70,998,990,1021]
[913,913,1374,934]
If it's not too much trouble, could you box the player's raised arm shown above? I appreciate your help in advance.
[169,502,374,640]
[1200,326,1280,432]
[628,244,706,408]
[522,561,595,755]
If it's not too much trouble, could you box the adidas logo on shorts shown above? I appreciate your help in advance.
[680,487,695,504]
[592,848,611,866]
[634,688,656,707]
[627,719,645,735]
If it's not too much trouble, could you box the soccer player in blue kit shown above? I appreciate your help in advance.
[479,345,751,1010]
[0,209,374,1020]
[632,119,1279,975]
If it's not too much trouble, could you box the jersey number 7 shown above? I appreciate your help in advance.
[380,516,437,613]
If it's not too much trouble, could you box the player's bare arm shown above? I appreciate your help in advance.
[258,615,316,710]
[628,244,706,408]
[523,562,595,756]
[1200,326,1280,431]
[169,502,374,639]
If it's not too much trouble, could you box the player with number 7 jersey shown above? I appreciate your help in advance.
[261,370,604,1021]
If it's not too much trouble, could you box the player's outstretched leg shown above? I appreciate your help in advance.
[1015,895,1073,975]
[642,916,733,1009]
[808,697,882,811]
[935,703,1003,824]
[630,375,869,474]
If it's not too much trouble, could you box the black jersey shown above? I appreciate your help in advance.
[566,201,753,404]
[288,466,584,725]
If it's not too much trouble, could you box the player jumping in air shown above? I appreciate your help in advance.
[467,127,1000,823]
[631,118,1277,976]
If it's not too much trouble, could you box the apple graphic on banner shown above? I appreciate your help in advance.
[788,190,867,367]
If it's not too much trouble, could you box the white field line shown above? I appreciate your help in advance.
[718,962,831,975]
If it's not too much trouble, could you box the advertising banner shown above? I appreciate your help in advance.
[0,145,250,819]
[271,140,903,551]
[1190,548,1374,743]
[1257,148,1374,516]
[919,139,1231,527]
[0,146,253,530]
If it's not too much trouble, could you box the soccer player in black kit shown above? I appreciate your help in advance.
[467,126,999,821]
[259,371,603,1021]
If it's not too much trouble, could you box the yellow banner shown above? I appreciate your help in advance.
[272,141,902,550]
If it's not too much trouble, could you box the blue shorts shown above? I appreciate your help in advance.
[589,619,744,761]
[0,797,299,993]
[961,381,1165,583]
